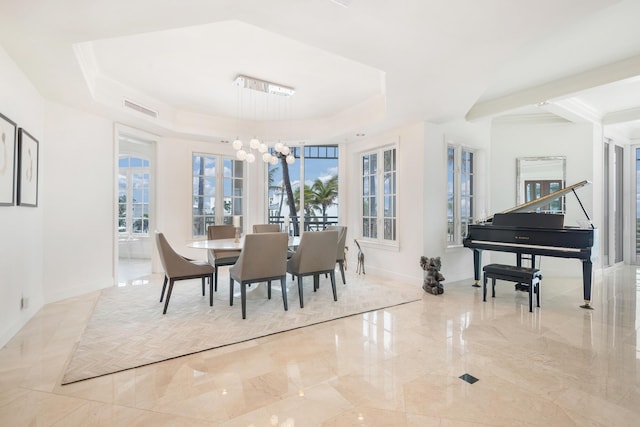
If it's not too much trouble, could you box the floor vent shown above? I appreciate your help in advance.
[459,373,479,384]
[123,99,158,118]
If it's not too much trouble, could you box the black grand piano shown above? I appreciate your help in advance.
[463,180,596,309]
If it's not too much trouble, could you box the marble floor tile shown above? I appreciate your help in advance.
[1,265,640,426]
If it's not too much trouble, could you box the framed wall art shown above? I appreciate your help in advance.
[17,128,39,207]
[0,112,17,206]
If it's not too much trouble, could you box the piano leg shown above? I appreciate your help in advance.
[472,249,482,287]
[580,260,594,310]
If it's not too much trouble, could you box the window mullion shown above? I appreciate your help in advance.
[454,147,460,244]
[127,170,134,235]
[216,157,223,223]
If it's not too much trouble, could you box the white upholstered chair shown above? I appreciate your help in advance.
[207,225,241,292]
[287,230,339,308]
[229,232,289,319]
[325,225,348,284]
[155,231,215,314]
[253,223,281,233]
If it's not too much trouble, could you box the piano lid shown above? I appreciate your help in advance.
[484,180,591,223]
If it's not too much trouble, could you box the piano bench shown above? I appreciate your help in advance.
[482,264,542,312]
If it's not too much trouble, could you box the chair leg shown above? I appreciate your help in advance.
[215,266,219,292]
[229,277,234,306]
[280,276,288,311]
[313,274,319,292]
[209,274,214,307]
[160,275,168,302]
[267,280,272,299]
[330,271,337,301]
[338,260,346,284]
[298,276,304,308]
[483,274,487,302]
[241,282,247,319]
[202,277,206,296]
[163,280,174,314]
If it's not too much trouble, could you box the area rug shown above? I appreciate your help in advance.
[61,273,421,384]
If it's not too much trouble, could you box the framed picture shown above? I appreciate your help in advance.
[17,128,39,207]
[0,112,17,206]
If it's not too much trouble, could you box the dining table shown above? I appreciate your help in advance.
[186,234,300,298]
[187,235,300,250]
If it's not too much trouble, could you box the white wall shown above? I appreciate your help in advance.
[1,45,116,348]
[42,102,114,302]
[343,122,425,283]
[423,119,492,284]
[0,45,45,347]
[490,118,598,276]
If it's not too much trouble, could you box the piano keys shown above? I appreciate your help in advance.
[463,180,596,309]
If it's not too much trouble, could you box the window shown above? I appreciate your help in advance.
[524,180,564,213]
[447,145,474,246]
[192,153,244,237]
[267,145,339,234]
[361,146,396,242]
[118,156,150,235]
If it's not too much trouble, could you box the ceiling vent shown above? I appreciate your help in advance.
[123,99,158,118]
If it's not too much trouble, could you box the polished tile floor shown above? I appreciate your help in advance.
[1,263,639,426]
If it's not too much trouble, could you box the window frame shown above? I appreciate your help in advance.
[192,153,245,238]
[118,156,150,236]
[447,143,475,247]
[360,145,398,246]
[266,145,340,234]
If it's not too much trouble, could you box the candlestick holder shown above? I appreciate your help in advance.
[234,227,240,243]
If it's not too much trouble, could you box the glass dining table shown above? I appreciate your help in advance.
[187,235,300,250]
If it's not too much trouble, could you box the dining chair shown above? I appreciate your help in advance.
[325,225,348,284]
[207,225,241,292]
[253,223,281,233]
[229,232,289,319]
[287,230,339,308]
[155,231,215,314]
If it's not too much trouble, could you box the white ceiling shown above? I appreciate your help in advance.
[1,0,640,144]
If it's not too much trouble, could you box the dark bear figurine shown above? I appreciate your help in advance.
[419,256,445,295]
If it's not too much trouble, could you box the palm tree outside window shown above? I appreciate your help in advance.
[268,145,339,233]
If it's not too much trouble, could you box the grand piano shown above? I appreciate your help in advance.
[463,180,596,309]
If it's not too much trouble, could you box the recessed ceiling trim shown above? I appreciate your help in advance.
[467,54,640,122]
[603,106,640,125]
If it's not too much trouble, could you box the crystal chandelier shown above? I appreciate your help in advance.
[231,75,296,165]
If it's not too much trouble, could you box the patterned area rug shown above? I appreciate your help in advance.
[62,272,421,384]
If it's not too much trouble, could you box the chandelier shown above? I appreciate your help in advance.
[231,75,296,165]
